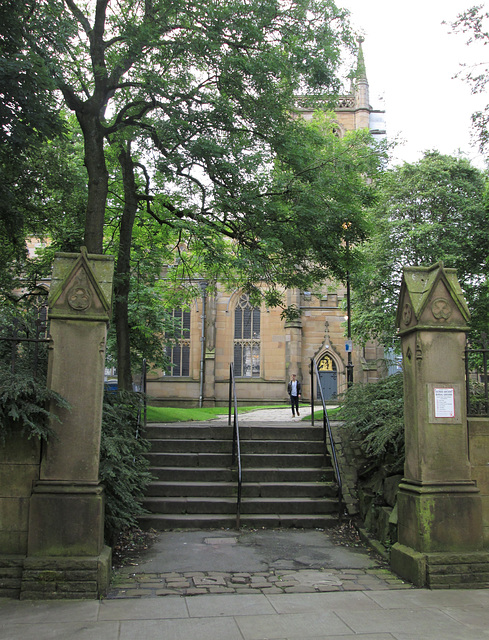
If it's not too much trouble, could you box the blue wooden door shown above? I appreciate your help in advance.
[317,354,338,401]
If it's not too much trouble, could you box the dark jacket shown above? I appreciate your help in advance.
[287,380,302,396]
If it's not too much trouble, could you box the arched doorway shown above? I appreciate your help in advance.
[317,353,338,401]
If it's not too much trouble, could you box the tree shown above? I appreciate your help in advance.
[350,151,489,346]
[0,120,88,304]
[449,5,489,151]
[0,0,69,297]
[24,0,355,254]
[107,111,384,388]
[15,1,386,388]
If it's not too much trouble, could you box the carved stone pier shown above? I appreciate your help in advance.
[391,263,489,588]
[22,249,114,599]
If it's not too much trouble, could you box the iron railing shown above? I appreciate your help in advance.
[136,358,147,434]
[310,357,344,516]
[466,334,489,417]
[228,363,242,528]
[0,305,50,379]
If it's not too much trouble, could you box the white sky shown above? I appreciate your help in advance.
[339,0,488,167]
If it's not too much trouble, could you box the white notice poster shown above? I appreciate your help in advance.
[434,387,455,418]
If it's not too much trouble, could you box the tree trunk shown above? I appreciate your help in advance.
[77,110,109,254]
[115,143,139,391]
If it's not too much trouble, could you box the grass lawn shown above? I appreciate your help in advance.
[307,406,342,421]
[146,404,289,423]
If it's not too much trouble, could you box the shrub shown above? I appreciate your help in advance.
[339,372,405,475]
[99,390,153,544]
[0,307,153,544]
[0,363,69,443]
[0,305,69,443]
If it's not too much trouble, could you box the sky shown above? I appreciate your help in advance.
[338,0,488,167]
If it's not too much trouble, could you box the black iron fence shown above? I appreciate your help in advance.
[0,305,50,379]
[466,333,489,417]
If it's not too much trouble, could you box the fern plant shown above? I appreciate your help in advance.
[0,304,69,443]
[339,372,405,474]
[0,363,69,443]
[99,390,153,544]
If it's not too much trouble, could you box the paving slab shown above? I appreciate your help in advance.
[186,593,275,617]
[119,616,244,640]
[266,591,382,613]
[0,621,120,640]
[234,610,352,639]
[364,587,489,609]
[299,636,396,640]
[335,607,473,637]
[439,606,489,631]
[98,596,188,620]
[393,632,489,640]
[0,598,99,624]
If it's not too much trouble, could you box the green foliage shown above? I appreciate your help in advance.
[449,6,489,151]
[351,151,489,345]
[99,391,153,544]
[0,305,69,443]
[23,0,357,253]
[0,0,71,299]
[0,123,86,303]
[339,373,405,475]
[0,363,69,444]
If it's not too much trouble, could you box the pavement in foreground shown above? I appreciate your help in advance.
[3,530,489,640]
[2,587,489,639]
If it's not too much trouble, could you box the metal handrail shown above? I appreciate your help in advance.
[136,359,147,436]
[228,363,242,529]
[310,358,344,517]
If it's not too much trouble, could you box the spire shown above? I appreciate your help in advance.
[353,36,370,121]
[356,36,368,83]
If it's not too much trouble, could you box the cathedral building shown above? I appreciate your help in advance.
[146,43,387,407]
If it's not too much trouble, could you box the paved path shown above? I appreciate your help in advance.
[107,529,408,598]
[215,406,316,423]
[2,587,489,639]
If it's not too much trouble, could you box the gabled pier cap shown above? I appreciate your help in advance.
[48,247,114,322]
[396,262,470,336]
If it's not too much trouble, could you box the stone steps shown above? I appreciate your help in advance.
[140,513,339,530]
[146,481,337,498]
[139,421,339,530]
[143,496,339,515]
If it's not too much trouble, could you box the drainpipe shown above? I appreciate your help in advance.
[199,281,207,407]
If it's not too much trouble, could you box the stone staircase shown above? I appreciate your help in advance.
[138,421,340,530]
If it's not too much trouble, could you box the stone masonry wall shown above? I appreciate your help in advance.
[329,420,402,549]
[0,432,41,597]
[468,417,489,547]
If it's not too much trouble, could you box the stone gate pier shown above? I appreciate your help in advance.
[20,248,114,598]
[391,263,489,588]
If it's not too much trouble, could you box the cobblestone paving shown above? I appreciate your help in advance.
[107,567,413,598]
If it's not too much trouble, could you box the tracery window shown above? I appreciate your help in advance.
[165,308,191,377]
[233,294,260,377]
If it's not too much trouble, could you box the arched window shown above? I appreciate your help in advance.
[234,294,260,377]
[165,308,191,376]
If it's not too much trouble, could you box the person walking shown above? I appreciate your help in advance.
[287,373,302,417]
